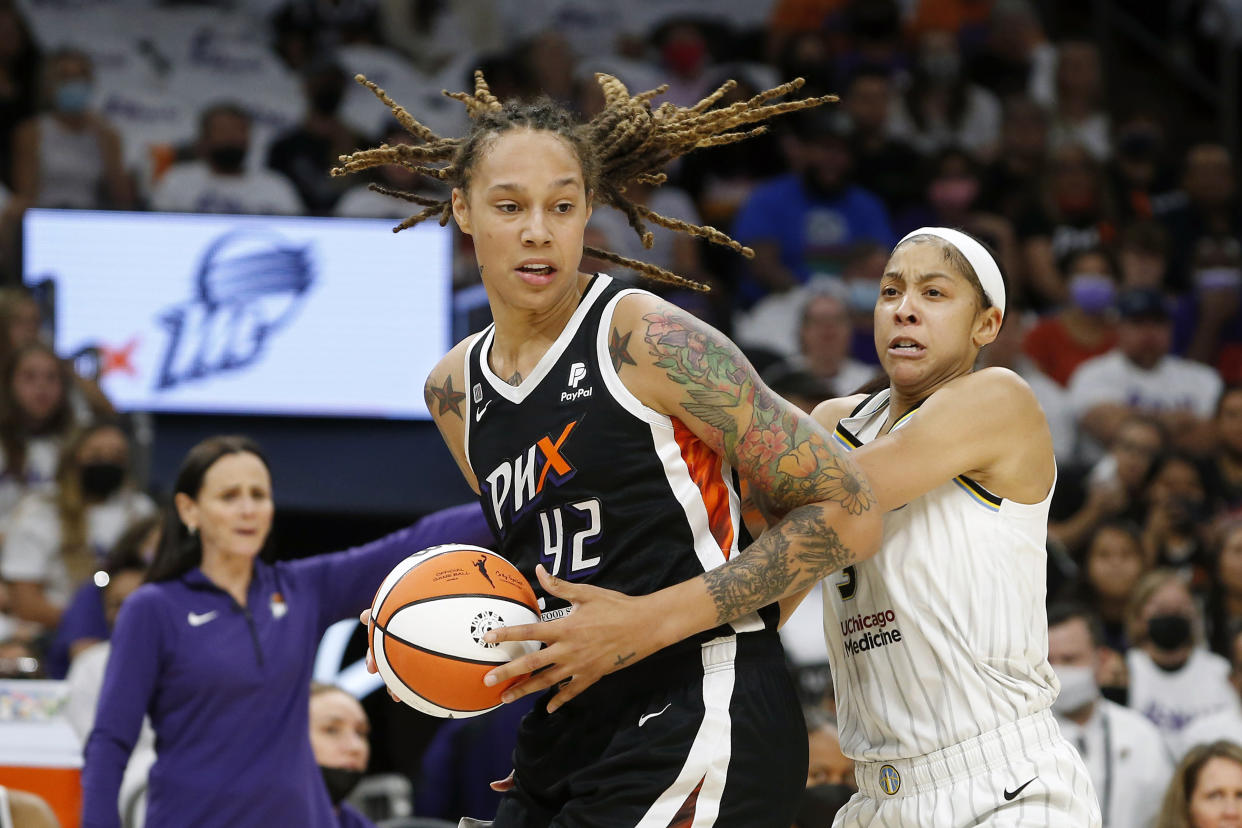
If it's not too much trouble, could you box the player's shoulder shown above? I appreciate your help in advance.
[811,394,870,431]
[933,367,1044,422]
[610,287,668,328]
[427,335,478,389]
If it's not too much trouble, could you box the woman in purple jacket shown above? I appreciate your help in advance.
[81,435,490,827]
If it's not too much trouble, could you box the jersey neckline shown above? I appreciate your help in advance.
[476,274,612,404]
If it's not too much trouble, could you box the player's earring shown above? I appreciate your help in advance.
[187,525,198,537]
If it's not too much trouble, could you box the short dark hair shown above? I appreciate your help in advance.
[199,102,251,137]
[1046,600,1105,648]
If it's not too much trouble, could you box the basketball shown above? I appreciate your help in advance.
[369,544,541,718]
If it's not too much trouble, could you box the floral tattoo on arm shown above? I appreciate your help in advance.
[642,309,875,623]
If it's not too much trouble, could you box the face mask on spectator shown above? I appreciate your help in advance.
[208,145,247,174]
[55,80,92,114]
[1194,267,1242,292]
[847,280,879,313]
[1056,191,1098,215]
[310,84,343,116]
[1051,664,1099,715]
[319,766,364,805]
[662,40,705,77]
[1147,613,1193,651]
[1068,273,1115,314]
[81,461,125,499]
[1100,683,1127,706]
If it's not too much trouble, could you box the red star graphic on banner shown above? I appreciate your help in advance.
[99,338,139,377]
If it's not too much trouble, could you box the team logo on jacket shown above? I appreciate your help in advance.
[483,419,581,528]
[270,592,287,619]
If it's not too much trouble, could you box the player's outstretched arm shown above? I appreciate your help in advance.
[811,367,1056,515]
[485,295,884,710]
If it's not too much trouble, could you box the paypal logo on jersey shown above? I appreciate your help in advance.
[156,229,315,390]
[561,361,592,403]
[484,419,580,530]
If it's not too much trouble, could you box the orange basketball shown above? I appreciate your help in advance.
[369,544,541,718]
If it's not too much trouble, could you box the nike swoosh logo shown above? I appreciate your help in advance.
[187,610,219,627]
[474,400,493,422]
[639,703,672,727]
[1003,777,1037,801]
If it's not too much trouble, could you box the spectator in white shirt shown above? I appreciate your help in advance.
[1068,287,1223,459]
[1,422,155,629]
[151,103,303,215]
[1049,602,1173,828]
[887,28,1002,162]
[1125,570,1241,755]
[1176,625,1242,761]
[0,343,79,537]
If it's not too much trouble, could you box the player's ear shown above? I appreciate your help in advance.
[971,305,1002,348]
[451,188,472,236]
[174,492,198,534]
[584,189,593,223]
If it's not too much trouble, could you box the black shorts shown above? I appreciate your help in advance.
[491,630,807,828]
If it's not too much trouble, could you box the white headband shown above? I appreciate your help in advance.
[897,227,1005,318]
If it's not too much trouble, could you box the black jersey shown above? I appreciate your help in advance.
[463,274,777,644]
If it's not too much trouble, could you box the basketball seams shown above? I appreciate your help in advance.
[380,592,540,614]
[373,626,502,716]
[372,619,513,667]
[378,548,538,611]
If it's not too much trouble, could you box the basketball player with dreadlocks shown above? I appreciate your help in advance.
[484,221,1106,824]
[336,73,882,826]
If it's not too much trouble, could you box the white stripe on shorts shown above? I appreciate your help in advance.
[635,636,737,828]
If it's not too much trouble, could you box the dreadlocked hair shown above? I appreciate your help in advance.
[332,71,838,292]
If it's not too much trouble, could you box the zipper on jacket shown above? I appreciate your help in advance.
[231,597,265,668]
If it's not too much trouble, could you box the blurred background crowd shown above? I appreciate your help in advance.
[3,0,1242,826]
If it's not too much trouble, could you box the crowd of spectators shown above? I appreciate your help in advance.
[0,0,1241,825]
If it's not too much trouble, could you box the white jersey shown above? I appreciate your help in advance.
[824,389,1059,762]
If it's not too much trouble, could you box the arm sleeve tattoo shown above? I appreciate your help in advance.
[641,308,876,623]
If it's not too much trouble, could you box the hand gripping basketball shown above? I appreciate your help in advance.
[482,565,667,713]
